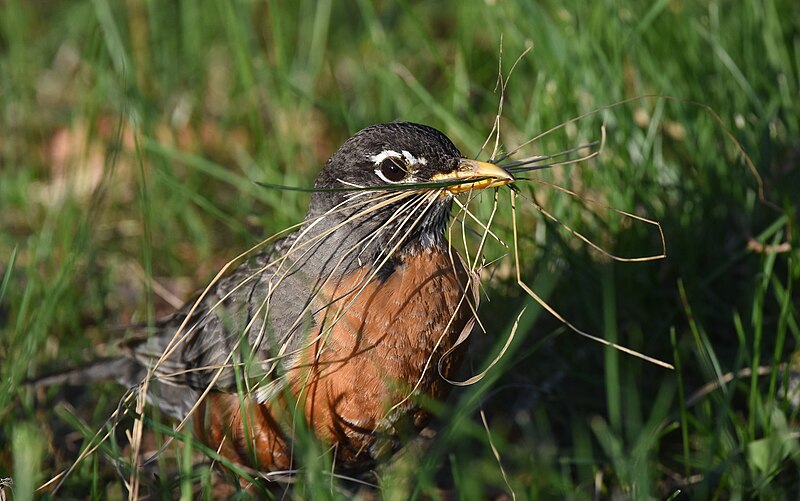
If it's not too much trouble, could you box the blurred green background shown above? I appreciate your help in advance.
[1,0,799,498]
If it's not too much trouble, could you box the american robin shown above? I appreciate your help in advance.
[37,122,515,476]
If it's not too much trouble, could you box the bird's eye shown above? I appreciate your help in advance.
[377,157,409,183]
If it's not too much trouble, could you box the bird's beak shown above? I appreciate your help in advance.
[430,159,515,194]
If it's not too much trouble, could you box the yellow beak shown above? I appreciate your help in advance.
[430,159,515,194]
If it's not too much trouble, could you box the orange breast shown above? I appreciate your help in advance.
[195,248,476,472]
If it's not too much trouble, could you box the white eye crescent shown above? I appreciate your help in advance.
[369,149,427,184]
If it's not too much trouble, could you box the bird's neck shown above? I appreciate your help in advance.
[299,198,453,278]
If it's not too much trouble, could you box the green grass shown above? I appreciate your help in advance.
[2,0,799,498]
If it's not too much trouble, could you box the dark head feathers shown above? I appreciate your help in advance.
[309,123,463,209]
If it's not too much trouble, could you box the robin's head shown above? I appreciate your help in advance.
[312,122,513,199]
[305,122,514,264]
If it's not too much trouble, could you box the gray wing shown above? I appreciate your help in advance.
[129,233,328,418]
